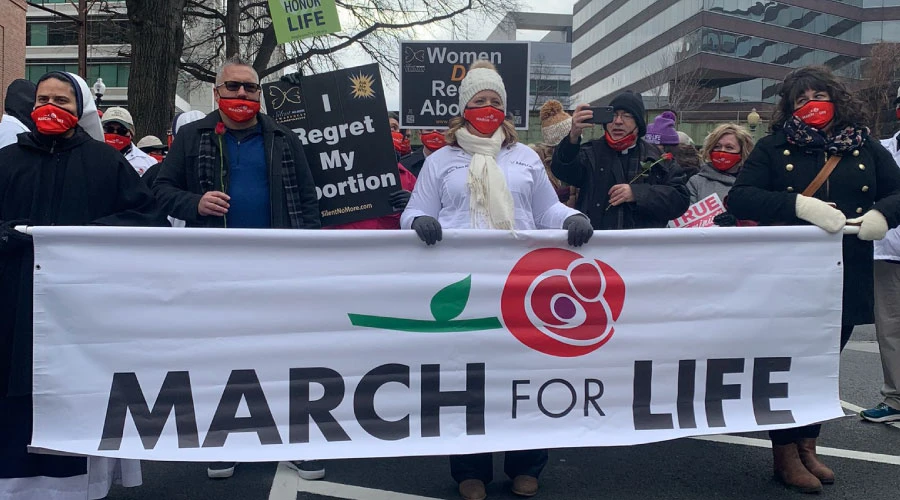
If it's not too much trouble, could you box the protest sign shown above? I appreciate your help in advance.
[399,41,530,130]
[30,226,844,461]
[267,0,341,44]
[668,194,726,228]
[262,64,398,226]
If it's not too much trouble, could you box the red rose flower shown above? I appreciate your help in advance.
[215,122,226,135]
[661,152,674,161]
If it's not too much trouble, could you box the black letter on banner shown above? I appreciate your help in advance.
[538,379,577,418]
[202,370,282,448]
[585,379,605,417]
[289,367,350,443]
[354,364,410,441]
[99,371,199,450]
[677,360,697,429]
[421,363,485,437]
[705,358,745,428]
[752,357,795,425]
[512,380,530,419]
[632,361,674,430]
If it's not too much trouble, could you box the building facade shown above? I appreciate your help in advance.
[571,0,900,109]
[487,12,574,110]
[0,0,28,105]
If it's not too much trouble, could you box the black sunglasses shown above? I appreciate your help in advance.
[103,124,129,135]
[217,81,261,93]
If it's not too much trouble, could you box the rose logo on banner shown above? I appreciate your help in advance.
[348,275,502,332]
[501,248,626,357]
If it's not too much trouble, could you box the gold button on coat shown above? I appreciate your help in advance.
[786,164,794,171]
[859,164,866,170]
[853,150,860,157]
[856,208,864,214]
[862,185,869,192]
[783,149,791,156]
[786,186,794,192]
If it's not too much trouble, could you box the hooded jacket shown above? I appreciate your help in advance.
[876,131,900,261]
[0,79,36,149]
[686,162,738,204]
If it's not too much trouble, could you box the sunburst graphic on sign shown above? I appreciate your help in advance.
[349,72,376,99]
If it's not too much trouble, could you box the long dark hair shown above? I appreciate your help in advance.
[771,65,868,131]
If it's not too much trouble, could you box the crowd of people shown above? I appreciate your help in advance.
[1,55,900,500]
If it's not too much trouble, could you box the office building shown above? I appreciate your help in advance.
[571,0,900,108]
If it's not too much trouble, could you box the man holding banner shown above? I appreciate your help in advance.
[152,56,321,480]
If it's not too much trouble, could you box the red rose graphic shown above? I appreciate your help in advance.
[501,248,625,357]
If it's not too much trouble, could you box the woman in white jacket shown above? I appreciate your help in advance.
[400,61,593,500]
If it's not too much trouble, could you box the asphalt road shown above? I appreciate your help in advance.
[107,325,899,500]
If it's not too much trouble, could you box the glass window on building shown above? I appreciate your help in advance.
[27,23,49,46]
[27,63,130,87]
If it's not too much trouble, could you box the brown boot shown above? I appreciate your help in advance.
[458,479,487,500]
[772,443,823,493]
[511,475,539,497]
[797,438,835,484]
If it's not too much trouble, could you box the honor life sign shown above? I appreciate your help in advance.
[262,64,399,226]
[267,0,342,44]
[399,41,530,130]
[29,227,844,461]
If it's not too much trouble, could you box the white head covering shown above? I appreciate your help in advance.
[458,65,507,111]
[66,72,103,141]
[173,110,206,135]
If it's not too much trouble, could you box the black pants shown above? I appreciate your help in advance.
[450,449,548,484]
[769,324,854,445]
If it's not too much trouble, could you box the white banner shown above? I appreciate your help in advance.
[30,227,845,461]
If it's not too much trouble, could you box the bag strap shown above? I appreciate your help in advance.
[801,155,841,197]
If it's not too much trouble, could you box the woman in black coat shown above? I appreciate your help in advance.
[728,66,900,493]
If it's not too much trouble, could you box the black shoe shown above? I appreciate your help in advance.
[207,462,237,479]
[288,460,325,480]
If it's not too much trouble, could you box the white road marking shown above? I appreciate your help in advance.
[268,462,300,500]
[691,434,900,465]
[296,478,444,500]
[845,341,880,353]
[268,460,443,500]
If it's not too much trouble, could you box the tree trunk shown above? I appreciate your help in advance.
[125,0,187,140]
[225,0,241,58]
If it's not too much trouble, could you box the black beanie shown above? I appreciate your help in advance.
[609,91,646,137]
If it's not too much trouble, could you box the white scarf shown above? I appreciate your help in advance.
[456,127,515,230]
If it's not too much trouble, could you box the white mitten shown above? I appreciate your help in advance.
[846,209,888,241]
[795,195,846,233]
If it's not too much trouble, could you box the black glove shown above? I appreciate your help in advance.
[713,212,738,227]
[390,190,412,212]
[563,214,593,247]
[411,216,442,246]
[0,219,33,253]
[280,71,302,86]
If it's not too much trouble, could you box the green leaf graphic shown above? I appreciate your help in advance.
[430,275,471,322]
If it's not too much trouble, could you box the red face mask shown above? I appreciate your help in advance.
[104,133,131,151]
[605,130,638,151]
[793,100,834,130]
[392,131,411,155]
[420,131,446,151]
[709,151,742,172]
[218,98,260,123]
[464,106,505,136]
[149,152,165,163]
[896,108,900,120]
[31,104,79,136]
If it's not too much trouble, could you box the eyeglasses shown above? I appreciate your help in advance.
[216,81,261,93]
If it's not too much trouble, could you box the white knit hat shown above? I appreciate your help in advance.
[458,61,507,111]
